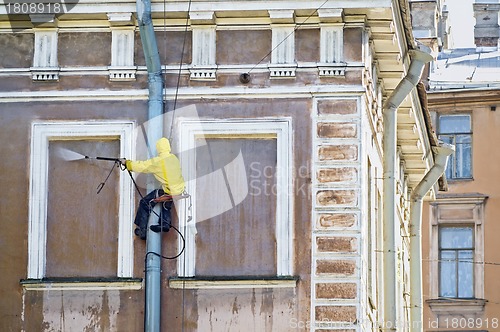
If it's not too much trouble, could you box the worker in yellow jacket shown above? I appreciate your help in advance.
[122,137,185,240]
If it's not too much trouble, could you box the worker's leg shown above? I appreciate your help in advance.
[134,189,161,239]
[150,201,172,233]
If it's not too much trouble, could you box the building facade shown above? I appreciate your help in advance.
[415,0,500,330]
[1,1,438,331]
[423,88,500,331]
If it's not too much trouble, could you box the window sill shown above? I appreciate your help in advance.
[447,177,474,183]
[426,298,487,315]
[20,278,143,291]
[169,276,299,289]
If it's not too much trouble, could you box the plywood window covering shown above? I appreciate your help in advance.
[178,119,293,278]
[28,122,134,279]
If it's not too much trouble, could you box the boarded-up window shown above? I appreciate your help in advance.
[178,119,292,278]
[194,138,277,276]
[45,139,120,278]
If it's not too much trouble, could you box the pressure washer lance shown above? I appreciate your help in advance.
[85,156,126,194]
[85,156,124,162]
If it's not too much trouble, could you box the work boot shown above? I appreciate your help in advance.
[150,222,170,233]
[134,227,147,240]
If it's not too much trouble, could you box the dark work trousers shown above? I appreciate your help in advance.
[134,189,172,232]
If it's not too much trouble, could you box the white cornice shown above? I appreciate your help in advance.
[0,0,392,16]
[0,85,365,102]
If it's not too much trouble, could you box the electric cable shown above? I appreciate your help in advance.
[167,0,192,142]
[164,2,193,330]
[96,160,121,194]
[247,0,330,75]
[424,257,500,266]
[124,168,187,260]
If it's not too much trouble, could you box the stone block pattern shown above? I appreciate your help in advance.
[312,98,360,330]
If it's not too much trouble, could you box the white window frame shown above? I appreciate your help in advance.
[429,195,486,300]
[28,121,135,279]
[177,118,293,278]
[437,114,473,180]
[438,225,475,298]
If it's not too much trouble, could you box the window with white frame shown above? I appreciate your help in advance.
[439,226,474,298]
[177,119,293,279]
[438,114,472,180]
[28,122,135,280]
[429,195,487,303]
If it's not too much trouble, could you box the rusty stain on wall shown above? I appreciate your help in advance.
[196,288,297,332]
[317,213,357,228]
[41,290,120,332]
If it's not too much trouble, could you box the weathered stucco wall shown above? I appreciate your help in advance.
[0,14,370,331]
[0,100,149,331]
[0,34,33,68]
[0,96,314,331]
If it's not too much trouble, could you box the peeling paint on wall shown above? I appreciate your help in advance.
[196,288,297,332]
[41,290,120,332]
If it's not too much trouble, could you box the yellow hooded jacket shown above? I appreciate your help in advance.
[125,138,185,195]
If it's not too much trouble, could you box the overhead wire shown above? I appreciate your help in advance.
[423,257,500,266]
[161,0,193,331]
[167,0,192,142]
[247,0,330,75]
[156,1,339,330]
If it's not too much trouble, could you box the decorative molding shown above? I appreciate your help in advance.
[319,24,345,77]
[20,278,143,291]
[189,11,215,24]
[0,85,366,103]
[268,63,297,78]
[270,25,296,78]
[320,24,344,63]
[169,277,298,289]
[109,67,136,81]
[318,64,346,77]
[268,10,295,24]
[30,14,56,25]
[31,29,59,81]
[109,28,136,81]
[107,12,133,26]
[189,66,217,80]
[30,68,60,81]
[427,298,487,319]
[28,122,135,279]
[190,26,217,80]
[317,8,343,23]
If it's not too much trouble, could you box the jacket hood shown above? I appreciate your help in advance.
[156,137,171,154]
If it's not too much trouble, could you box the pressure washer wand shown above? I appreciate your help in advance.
[97,156,122,162]
[85,156,122,162]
